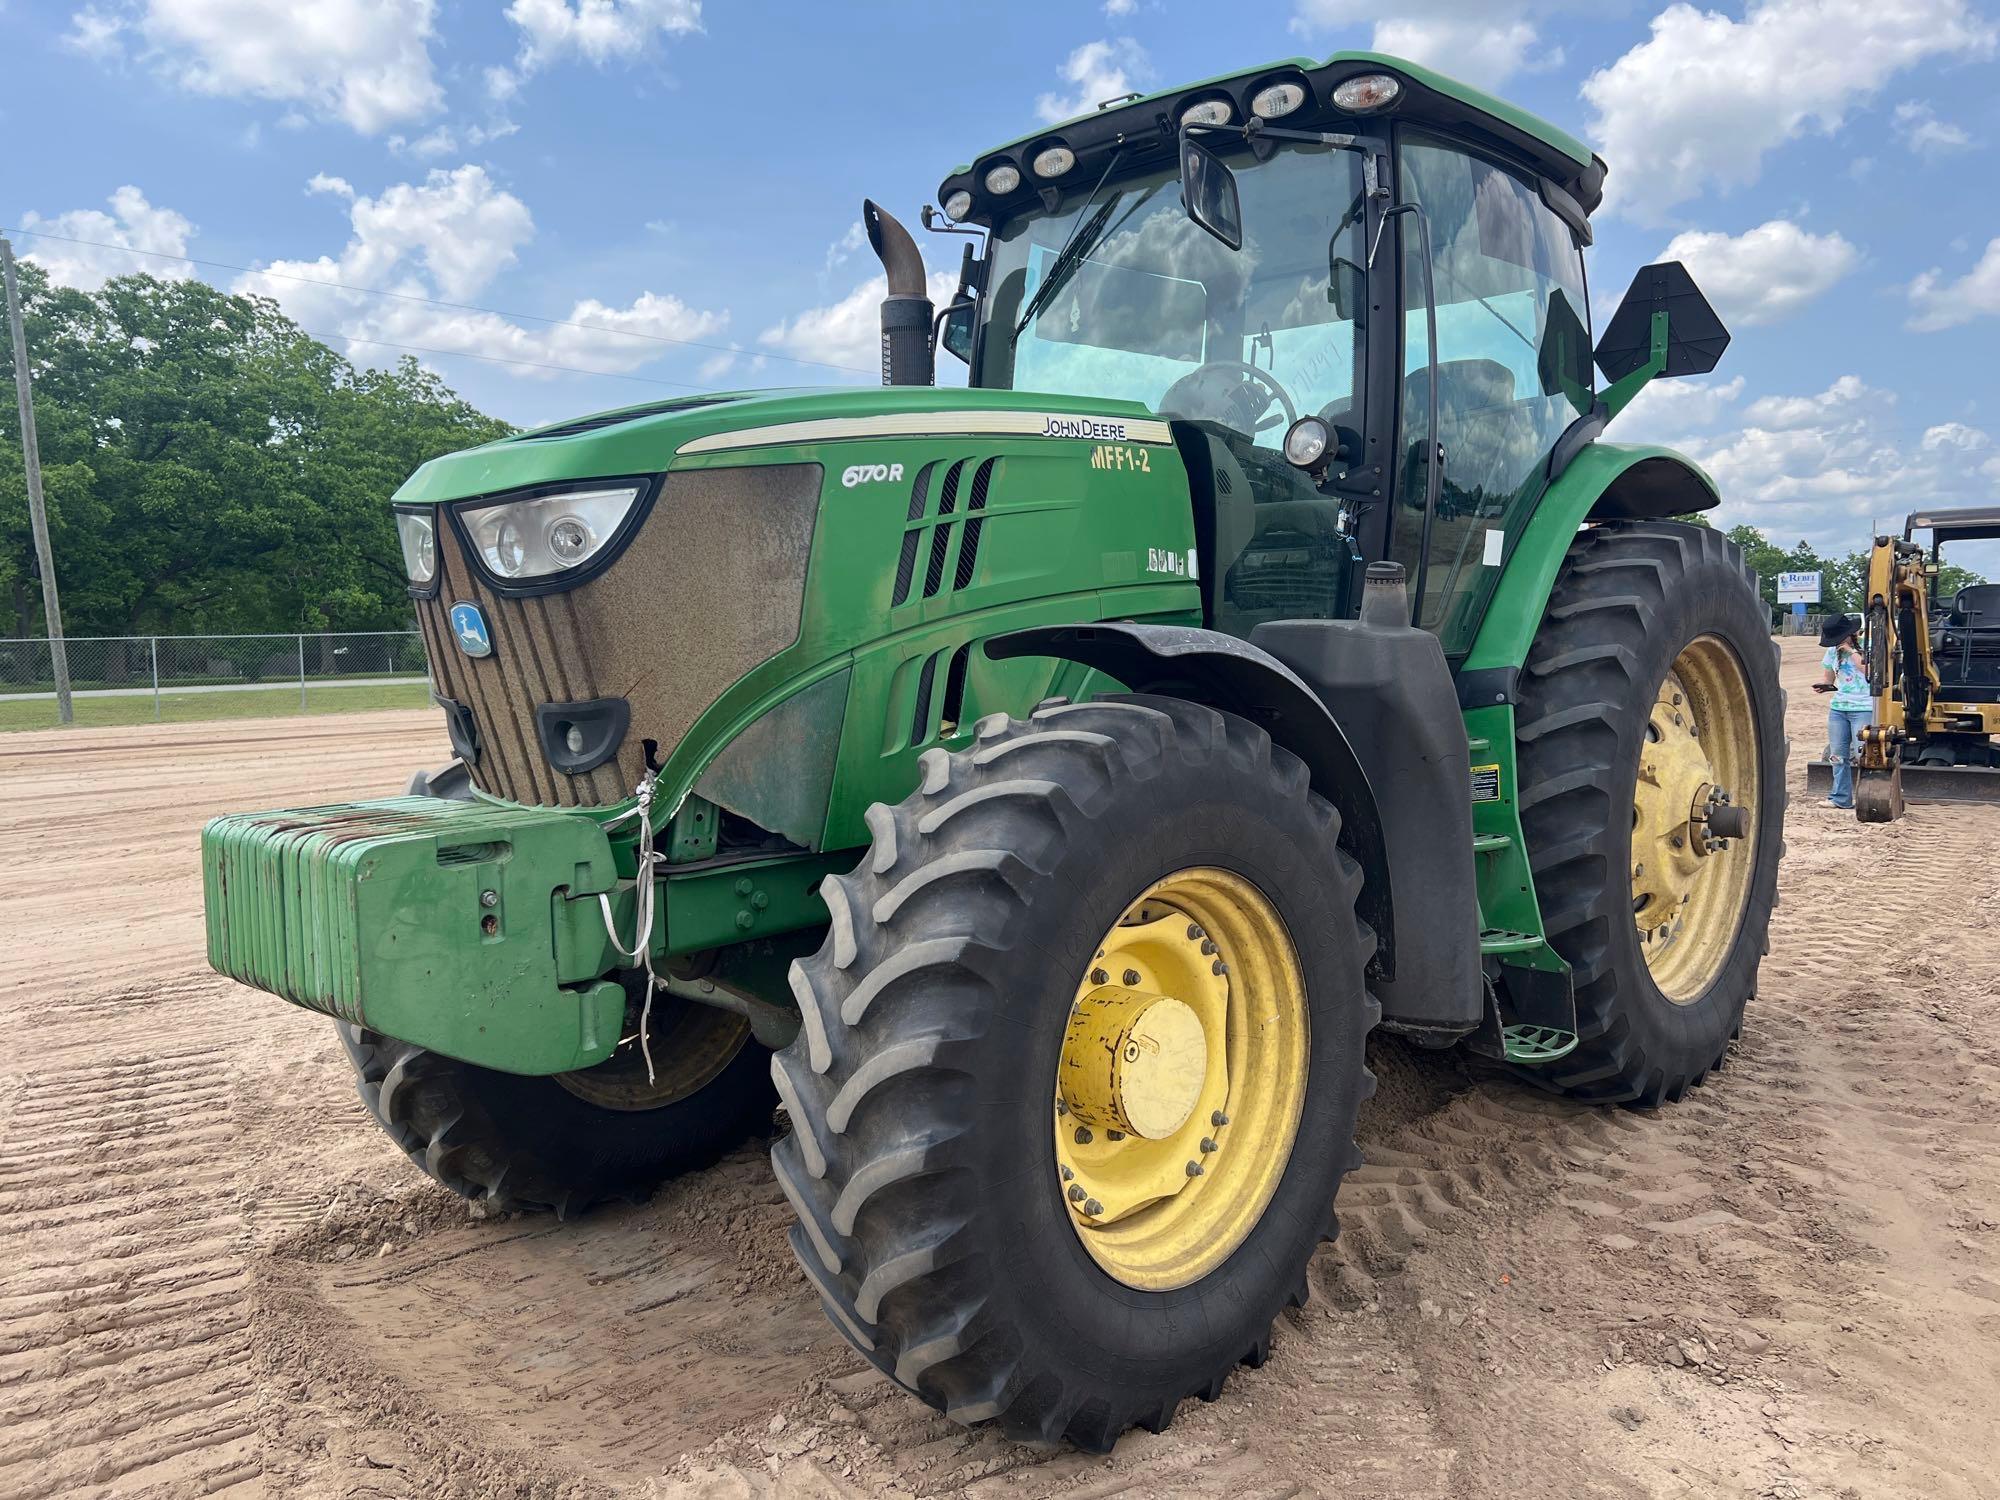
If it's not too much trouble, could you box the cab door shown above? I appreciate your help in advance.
[1387,130,1597,653]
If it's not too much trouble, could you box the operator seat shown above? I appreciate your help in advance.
[1936,582,2000,704]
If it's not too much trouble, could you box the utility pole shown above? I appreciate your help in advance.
[2,237,71,724]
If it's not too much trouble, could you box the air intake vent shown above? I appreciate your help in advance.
[923,461,966,600]
[890,462,936,607]
[890,456,999,608]
[955,459,997,592]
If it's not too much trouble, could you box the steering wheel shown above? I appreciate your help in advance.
[1161,360,1298,434]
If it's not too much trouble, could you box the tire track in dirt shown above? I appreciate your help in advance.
[0,1043,259,1499]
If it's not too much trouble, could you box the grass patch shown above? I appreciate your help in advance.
[0,680,436,732]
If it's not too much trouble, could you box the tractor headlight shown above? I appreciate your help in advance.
[459,483,646,582]
[1332,73,1402,113]
[1282,416,1331,471]
[394,509,436,584]
[1179,98,1234,128]
[1250,81,1306,119]
[1031,144,1076,178]
[983,162,1021,196]
[942,189,974,221]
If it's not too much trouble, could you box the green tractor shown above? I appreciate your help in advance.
[204,52,1783,1449]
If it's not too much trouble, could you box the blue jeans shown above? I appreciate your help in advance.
[1827,707,1873,806]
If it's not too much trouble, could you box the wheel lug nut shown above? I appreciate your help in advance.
[1084,1198,1103,1216]
[1212,960,1228,976]
[1122,969,1142,987]
[1106,1129,1125,1141]
[1069,1184,1087,1202]
[1200,938,1217,955]
[1212,1110,1229,1127]
[1200,1137,1217,1153]
[1090,968,1109,986]
[1186,923,1203,940]
[1074,1126,1093,1145]
[1060,1164,1073,1181]
[1185,1161,1204,1177]
[1055,1098,1068,1115]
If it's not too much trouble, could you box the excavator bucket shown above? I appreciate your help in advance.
[1854,765,1906,823]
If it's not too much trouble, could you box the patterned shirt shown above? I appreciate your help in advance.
[1823,646,1871,712]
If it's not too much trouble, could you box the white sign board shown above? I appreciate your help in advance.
[1777,571,1822,605]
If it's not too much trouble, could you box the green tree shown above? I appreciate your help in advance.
[0,265,509,652]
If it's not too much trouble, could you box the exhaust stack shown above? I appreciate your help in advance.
[864,200,934,387]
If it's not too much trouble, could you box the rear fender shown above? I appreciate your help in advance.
[986,622,1394,979]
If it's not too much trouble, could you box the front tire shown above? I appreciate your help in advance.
[769,697,1378,1449]
[1515,521,1786,1104]
[338,989,775,1217]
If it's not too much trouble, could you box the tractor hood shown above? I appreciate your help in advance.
[392,386,1166,507]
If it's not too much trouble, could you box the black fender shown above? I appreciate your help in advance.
[986,622,1394,979]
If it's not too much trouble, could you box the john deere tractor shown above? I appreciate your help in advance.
[204,53,1783,1449]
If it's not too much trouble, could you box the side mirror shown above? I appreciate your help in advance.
[1328,256,1367,321]
[1594,260,1729,381]
[1537,287,1592,408]
[939,301,975,364]
[1180,136,1242,251]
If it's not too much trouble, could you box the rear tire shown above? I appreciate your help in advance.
[338,993,775,1217]
[769,696,1378,1449]
[1514,521,1785,1105]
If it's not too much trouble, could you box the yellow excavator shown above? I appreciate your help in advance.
[1817,507,2000,821]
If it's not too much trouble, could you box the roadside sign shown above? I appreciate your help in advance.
[1777,571,1821,604]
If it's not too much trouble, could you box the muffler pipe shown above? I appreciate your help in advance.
[864,199,934,387]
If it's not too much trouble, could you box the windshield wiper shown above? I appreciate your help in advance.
[1012,151,1129,337]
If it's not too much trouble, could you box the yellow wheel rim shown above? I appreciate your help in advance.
[1053,867,1309,1291]
[1631,636,1761,1003]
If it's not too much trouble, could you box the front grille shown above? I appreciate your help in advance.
[419,463,822,806]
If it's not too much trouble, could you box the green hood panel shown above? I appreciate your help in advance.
[392,386,1168,507]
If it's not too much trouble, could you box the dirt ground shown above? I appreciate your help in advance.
[3,636,1997,1500]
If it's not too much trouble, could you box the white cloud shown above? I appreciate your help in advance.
[1921,421,1990,450]
[1669,377,1991,551]
[1741,374,1872,430]
[1893,100,1973,155]
[307,172,356,200]
[1906,237,2000,330]
[16,186,196,291]
[232,166,728,380]
[1104,0,1137,14]
[1583,0,1995,222]
[62,6,125,58]
[1614,373,1746,443]
[1037,38,1150,124]
[1292,1,1570,89]
[505,0,701,74]
[759,270,960,375]
[89,0,445,135]
[1373,18,1542,88]
[1609,374,1993,556]
[1658,220,1860,326]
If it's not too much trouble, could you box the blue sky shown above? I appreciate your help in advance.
[5,0,2000,567]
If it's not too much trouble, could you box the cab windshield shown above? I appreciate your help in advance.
[974,144,1370,451]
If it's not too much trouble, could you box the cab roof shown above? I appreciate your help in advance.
[1906,505,2000,543]
[940,51,1605,227]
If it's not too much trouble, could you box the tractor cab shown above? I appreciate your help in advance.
[1907,506,2000,706]
[926,53,1716,657]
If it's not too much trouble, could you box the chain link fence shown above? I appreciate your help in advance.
[0,632,433,730]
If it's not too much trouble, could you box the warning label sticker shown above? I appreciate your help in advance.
[1470,763,1502,803]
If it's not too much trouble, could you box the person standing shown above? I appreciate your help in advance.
[1817,613,1872,809]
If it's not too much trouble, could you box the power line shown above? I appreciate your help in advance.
[1,224,873,376]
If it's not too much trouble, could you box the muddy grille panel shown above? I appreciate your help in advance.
[419,463,821,806]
